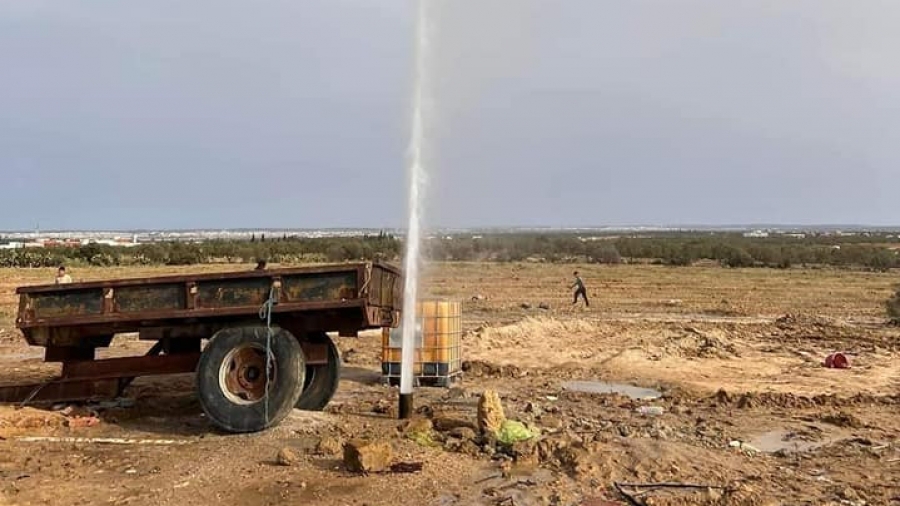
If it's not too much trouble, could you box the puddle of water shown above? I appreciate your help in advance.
[562,381,662,400]
[748,430,830,453]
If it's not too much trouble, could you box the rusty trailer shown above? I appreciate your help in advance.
[3,262,402,433]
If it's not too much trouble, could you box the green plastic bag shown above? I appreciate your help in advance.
[497,420,535,445]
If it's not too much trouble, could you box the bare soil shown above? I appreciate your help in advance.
[0,263,898,506]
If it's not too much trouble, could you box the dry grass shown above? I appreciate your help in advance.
[0,261,895,331]
[423,262,896,320]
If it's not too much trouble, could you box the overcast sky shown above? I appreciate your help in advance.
[1,1,897,230]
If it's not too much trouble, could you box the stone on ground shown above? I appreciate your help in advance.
[478,389,507,435]
[276,447,300,467]
[343,439,393,473]
[315,435,344,456]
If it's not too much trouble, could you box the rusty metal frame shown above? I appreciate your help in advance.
[1,261,403,406]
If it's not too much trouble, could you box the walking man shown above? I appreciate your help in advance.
[571,271,589,307]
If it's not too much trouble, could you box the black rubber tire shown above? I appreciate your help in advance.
[296,333,341,411]
[196,326,305,433]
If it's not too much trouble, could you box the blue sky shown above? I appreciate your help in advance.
[1,1,897,230]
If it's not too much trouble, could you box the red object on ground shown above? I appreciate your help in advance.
[824,352,850,369]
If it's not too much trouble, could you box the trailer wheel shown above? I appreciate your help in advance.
[296,333,341,411]
[197,326,305,433]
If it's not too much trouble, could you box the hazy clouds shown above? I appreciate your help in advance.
[1,1,897,229]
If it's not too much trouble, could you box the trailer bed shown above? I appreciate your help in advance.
[17,262,402,347]
[2,262,403,429]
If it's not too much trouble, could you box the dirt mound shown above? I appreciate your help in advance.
[711,390,900,410]
[0,407,68,435]
[467,317,602,345]
[462,360,525,379]
[663,327,739,359]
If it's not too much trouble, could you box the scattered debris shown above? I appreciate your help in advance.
[343,439,393,474]
[389,462,424,474]
[635,406,665,416]
[824,352,850,369]
[728,440,760,455]
[448,427,477,441]
[277,447,300,466]
[315,436,344,456]
[66,416,101,429]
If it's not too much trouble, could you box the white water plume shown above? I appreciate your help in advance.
[400,0,429,396]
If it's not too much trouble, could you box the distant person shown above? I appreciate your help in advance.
[570,271,589,307]
[55,266,72,284]
[255,259,267,270]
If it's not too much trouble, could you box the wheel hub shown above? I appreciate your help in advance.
[221,345,275,404]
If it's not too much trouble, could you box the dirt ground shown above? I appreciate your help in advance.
[0,263,898,506]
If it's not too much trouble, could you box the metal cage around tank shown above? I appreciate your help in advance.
[381,299,462,387]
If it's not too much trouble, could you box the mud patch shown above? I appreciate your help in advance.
[562,381,661,400]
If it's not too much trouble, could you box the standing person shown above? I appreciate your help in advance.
[570,271,589,307]
[255,259,267,270]
[55,266,72,284]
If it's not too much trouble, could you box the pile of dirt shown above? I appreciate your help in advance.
[461,360,525,379]
[663,327,739,359]
[711,390,900,410]
[0,407,69,437]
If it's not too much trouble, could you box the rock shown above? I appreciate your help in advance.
[520,303,533,310]
[433,417,476,432]
[508,438,539,465]
[462,440,483,456]
[471,294,486,301]
[315,436,344,457]
[838,487,859,501]
[343,439,393,474]
[538,302,551,310]
[477,390,506,435]
[403,417,433,434]
[372,399,395,416]
[448,427,477,441]
[821,412,862,429]
[277,447,300,467]
[538,415,564,430]
[66,416,101,429]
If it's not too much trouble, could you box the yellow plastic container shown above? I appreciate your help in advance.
[381,299,461,385]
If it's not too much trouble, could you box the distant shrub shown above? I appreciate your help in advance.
[888,288,900,321]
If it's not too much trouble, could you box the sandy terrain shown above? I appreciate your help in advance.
[0,263,898,506]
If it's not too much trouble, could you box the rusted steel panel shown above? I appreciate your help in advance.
[45,346,96,362]
[16,263,371,294]
[281,271,357,303]
[31,288,103,319]
[116,283,186,313]
[61,353,200,380]
[15,262,403,347]
[196,277,271,309]
[299,341,328,365]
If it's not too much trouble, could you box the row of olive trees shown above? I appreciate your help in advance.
[1,233,897,270]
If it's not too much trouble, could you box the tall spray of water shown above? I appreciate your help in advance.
[398,0,428,418]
